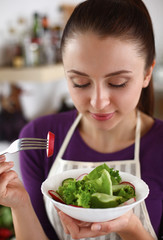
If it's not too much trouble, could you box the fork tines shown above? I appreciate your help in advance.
[20,138,48,150]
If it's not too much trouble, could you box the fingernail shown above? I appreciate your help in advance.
[59,211,63,218]
[0,155,6,162]
[8,161,14,166]
[92,224,101,231]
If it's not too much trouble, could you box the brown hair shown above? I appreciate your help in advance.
[61,0,156,116]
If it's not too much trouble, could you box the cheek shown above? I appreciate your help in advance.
[115,86,142,110]
[67,81,89,105]
[68,87,88,109]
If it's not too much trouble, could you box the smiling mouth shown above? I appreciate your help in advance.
[90,112,114,121]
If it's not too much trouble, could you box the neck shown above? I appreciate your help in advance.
[79,111,137,153]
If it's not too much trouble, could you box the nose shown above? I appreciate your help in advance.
[90,85,110,110]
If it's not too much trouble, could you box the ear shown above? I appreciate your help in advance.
[143,60,156,88]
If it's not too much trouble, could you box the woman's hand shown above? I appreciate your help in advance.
[58,209,154,240]
[57,209,133,239]
[0,155,28,209]
[0,155,49,240]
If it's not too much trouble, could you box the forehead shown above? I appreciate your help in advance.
[63,32,143,57]
[62,32,146,73]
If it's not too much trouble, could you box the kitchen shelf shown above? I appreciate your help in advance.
[0,64,64,83]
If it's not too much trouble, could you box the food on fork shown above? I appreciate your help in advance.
[48,163,136,208]
[47,131,55,157]
[0,131,55,156]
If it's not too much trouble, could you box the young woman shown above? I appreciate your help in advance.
[0,0,162,239]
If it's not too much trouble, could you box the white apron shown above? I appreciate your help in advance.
[44,112,157,240]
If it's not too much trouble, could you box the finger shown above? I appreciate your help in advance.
[54,206,60,213]
[77,222,92,227]
[0,161,14,174]
[59,211,70,234]
[58,210,91,232]
[60,213,91,227]
[0,170,18,196]
[59,212,107,239]
[0,155,6,162]
[56,209,70,234]
[91,211,132,233]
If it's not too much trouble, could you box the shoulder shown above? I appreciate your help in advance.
[140,116,163,183]
[150,118,163,139]
[141,114,163,152]
[19,109,78,139]
[152,118,163,130]
[140,111,163,138]
[140,113,163,159]
[146,117,163,137]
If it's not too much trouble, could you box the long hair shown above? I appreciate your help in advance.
[61,0,156,116]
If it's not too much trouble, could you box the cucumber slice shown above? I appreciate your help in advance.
[62,178,74,186]
[112,184,135,201]
[91,193,123,208]
[112,184,134,192]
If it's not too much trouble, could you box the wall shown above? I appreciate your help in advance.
[0,0,81,41]
[0,0,162,63]
[144,0,163,64]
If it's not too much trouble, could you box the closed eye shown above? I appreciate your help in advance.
[73,83,90,88]
[109,82,127,88]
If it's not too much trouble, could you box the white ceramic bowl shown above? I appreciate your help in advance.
[41,168,149,222]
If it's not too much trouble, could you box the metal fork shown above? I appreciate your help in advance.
[0,138,48,156]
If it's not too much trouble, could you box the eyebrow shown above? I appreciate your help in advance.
[67,69,132,78]
[67,70,89,77]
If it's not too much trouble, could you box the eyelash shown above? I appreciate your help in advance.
[73,82,127,89]
[109,83,127,88]
[73,83,90,88]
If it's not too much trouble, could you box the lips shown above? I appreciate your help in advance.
[90,112,114,121]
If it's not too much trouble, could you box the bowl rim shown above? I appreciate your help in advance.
[41,167,149,211]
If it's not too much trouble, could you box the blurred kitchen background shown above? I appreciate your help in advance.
[0,1,162,238]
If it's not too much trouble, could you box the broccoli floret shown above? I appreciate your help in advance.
[57,179,96,207]
[57,179,77,205]
[109,168,121,185]
[76,191,91,208]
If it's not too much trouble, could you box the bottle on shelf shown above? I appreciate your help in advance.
[6,24,25,68]
[42,15,49,33]
[24,12,43,66]
[41,15,57,65]
[3,11,63,67]
[51,25,62,63]
[32,12,43,42]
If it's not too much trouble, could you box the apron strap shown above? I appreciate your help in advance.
[50,111,141,177]
[48,113,82,177]
[134,112,157,238]
[134,111,141,160]
[134,111,141,178]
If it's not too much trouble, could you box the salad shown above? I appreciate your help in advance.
[48,163,136,208]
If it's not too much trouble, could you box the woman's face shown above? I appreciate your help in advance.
[62,32,152,131]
